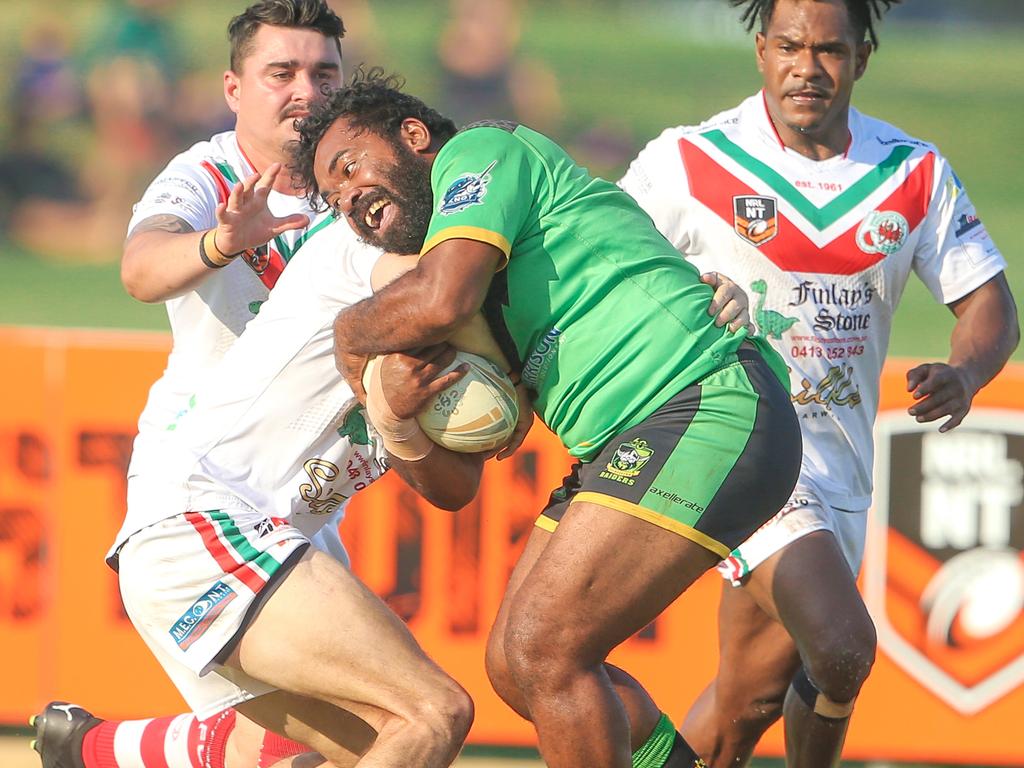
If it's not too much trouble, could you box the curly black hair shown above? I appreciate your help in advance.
[289,67,458,206]
[730,0,902,48]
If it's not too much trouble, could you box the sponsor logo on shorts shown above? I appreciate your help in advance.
[438,161,496,216]
[733,195,778,246]
[169,581,237,651]
[648,486,705,512]
[599,438,654,486]
[855,210,908,256]
[866,412,1024,714]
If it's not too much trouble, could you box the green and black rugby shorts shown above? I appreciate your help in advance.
[536,344,801,559]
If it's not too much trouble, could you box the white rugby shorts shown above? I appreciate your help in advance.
[716,481,867,586]
[118,509,311,718]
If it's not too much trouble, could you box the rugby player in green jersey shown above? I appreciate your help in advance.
[292,70,803,768]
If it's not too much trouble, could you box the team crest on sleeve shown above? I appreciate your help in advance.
[439,160,497,216]
[733,195,778,246]
[856,210,908,256]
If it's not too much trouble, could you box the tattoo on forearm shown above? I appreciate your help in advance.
[131,214,195,237]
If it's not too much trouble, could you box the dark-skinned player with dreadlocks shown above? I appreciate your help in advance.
[619,0,1019,765]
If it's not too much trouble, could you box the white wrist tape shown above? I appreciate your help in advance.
[363,356,434,462]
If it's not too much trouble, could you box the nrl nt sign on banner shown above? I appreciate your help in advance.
[866,410,1024,715]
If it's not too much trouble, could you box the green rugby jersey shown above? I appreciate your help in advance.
[422,124,787,460]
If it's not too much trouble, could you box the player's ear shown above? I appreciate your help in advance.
[400,118,432,154]
[755,32,767,73]
[224,70,241,114]
[854,41,871,80]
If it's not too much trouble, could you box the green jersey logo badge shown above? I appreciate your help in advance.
[600,438,655,486]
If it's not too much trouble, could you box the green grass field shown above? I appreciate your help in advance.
[1,1,1021,361]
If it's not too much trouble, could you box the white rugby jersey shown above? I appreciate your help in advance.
[127,131,333,477]
[620,92,1006,510]
[113,216,388,552]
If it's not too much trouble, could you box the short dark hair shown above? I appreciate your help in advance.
[228,0,345,72]
[290,67,458,204]
[731,0,902,48]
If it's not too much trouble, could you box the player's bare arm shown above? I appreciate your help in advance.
[333,239,503,386]
[121,164,309,303]
[907,272,1019,432]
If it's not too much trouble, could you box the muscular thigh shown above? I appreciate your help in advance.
[228,548,454,723]
[510,499,720,662]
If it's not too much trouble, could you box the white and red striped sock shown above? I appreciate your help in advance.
[258,730,311,767]
[81,708,236,768]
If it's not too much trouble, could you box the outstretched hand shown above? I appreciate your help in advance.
[701,271,754,333]
[214,163,309,254]
[906,362,977,433]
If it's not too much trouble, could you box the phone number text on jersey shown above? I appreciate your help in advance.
[791,344,865,360]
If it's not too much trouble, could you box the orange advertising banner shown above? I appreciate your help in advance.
[1,325,1022,765]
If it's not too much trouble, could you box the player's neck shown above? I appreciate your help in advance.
[775,119,851,162]
[235,132,300,196]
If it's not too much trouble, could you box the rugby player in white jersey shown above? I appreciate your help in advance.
[618,1,1019,766]
[29,2,382,767]
[42,209,484,768]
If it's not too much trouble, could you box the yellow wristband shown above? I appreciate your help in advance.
[199,230,236,268]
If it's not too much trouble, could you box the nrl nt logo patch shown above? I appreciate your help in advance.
[733,195,778,246]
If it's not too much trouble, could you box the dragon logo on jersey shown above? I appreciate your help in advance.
[733,195,778,246]
[750,279,799,339]
[599,438,655,486]
[438,160,497,216]
[337,405,371,446]
[865,413,1024,714]
[856,210,908,256]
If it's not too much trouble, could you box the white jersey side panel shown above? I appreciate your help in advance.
[116,218,386,549]
[126,131,326,476]
[620,93,1006,510]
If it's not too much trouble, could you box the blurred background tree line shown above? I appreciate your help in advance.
[0,0,1021,359]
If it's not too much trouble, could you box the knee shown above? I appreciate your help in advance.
[484,625,517,705]
[503,610,579,696]
[409,679,475,751]
[801,615,877,702]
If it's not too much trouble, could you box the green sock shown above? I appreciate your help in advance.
[631,712,676,768]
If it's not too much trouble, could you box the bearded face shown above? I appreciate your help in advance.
[344,140,435,255]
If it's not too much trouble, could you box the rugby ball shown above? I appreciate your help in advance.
[417,351,519,453]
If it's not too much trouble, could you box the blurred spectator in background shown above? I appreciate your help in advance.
[328,0,385,69]
[0,16,83,218]
[435,0,563,134]
[0,0,189,263]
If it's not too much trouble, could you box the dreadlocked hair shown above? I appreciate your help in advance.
[729,0,902,48]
